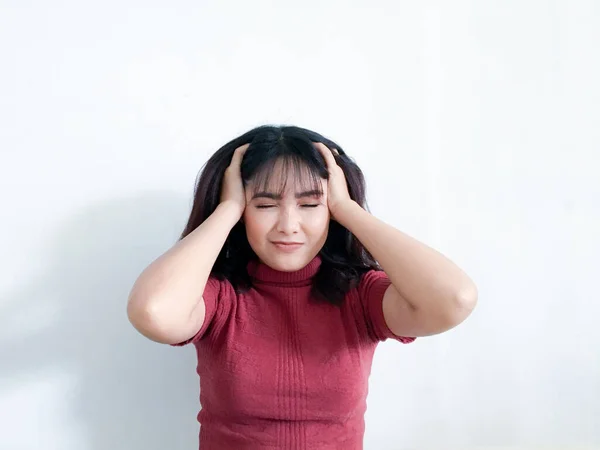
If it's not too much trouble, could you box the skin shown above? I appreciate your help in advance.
[313,142,478,337]
[127,142,478,344]
[127,144,250,344]
[242,158,330,272]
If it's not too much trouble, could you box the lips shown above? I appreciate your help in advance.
[271,241,304,252]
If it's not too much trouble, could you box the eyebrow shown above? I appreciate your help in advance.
[252,190,323,200]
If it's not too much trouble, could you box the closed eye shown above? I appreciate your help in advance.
[255,203,320,209]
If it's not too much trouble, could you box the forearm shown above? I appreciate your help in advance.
[336,201,477,312]
[127,202,240,326]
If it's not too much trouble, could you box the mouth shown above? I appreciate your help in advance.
[271,241,304,252]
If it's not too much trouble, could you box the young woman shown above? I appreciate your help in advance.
[127,125,478,450]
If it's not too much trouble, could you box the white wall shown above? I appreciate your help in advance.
[1,1,598,449]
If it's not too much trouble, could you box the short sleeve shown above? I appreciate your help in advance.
[355,270,416,344]
[170,275,234,346]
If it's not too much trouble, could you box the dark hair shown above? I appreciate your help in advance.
[180,124,380,305]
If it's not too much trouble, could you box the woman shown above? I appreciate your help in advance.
[127,125,478,449]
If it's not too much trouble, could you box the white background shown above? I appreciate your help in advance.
[1,1,598,449]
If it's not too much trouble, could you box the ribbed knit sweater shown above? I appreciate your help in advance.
[174,256,414,449]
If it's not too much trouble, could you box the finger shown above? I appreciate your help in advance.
[230,143,250,168]
[313,142,337,169]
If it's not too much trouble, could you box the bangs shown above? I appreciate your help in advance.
[245,154,327,198]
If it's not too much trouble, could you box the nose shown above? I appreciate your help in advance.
[276,206,300,234]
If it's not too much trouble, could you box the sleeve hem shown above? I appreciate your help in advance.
[169,316,211,347]
[369,274,416,344]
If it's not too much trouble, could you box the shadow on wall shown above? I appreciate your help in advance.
[0,192,201,450]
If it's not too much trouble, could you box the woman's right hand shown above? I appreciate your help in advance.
[219,143,249,219]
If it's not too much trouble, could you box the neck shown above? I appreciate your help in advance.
[247,256,322,286]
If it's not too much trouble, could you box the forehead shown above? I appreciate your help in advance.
[246,158,326,194]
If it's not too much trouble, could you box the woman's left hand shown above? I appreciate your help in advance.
[314,142,356,221]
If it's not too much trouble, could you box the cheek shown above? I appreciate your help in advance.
[306,209,330,237]
[243,211,269,243]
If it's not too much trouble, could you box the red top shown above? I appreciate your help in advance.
[174,256,414,449]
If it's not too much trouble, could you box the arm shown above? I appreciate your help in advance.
[336,201,477,337]
[127,202,240,344]
[127,144,248,344]
[314,142,477,338]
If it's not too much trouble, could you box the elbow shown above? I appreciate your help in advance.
[127,296,153,330]
[457,281,478,311]
[126,295,173,344]
[433,283,479,333]
[126,293,202,345]
[449,282,478,325]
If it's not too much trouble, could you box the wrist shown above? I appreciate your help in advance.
[332,200,362,225]
[216,201,244,226]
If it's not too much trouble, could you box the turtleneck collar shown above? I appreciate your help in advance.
[247,256,322,286]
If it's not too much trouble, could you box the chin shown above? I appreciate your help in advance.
[262,253,312,272]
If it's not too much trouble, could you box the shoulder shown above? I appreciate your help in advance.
[355,269,392,299]
[205,274,238,299]
[338,268,390,305]
[203,275,241,325]
[346,269,415,344]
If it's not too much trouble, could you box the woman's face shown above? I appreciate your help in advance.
[243,161,330,272]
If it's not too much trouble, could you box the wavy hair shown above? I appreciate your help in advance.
[180,125,380,305]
